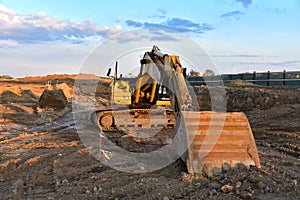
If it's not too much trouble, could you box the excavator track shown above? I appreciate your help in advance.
[181,111,261,176]
[96,108,176,132]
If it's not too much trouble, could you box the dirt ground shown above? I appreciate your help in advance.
[0,76,299,200]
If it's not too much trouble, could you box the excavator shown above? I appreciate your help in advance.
[95,46,260,176]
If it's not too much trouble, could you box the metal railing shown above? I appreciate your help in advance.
[187,70,300,87]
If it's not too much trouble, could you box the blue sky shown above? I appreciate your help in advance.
[0,0,299,77]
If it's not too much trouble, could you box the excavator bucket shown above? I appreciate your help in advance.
[181,111,260,177]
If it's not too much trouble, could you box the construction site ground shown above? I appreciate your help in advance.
[0,76,299,200]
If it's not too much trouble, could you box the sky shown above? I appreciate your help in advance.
[0,0,299,77]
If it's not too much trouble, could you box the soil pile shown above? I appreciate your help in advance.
[194,85,300,111]
[0,90,37,103]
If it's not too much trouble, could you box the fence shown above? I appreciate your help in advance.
[187,70,300,87]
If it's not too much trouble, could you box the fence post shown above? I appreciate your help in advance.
[253,71,256,84]
[267,71,270,86]
[283,70,286,86]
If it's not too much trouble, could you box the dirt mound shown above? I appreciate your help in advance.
[20,73,107,83]
[54,83,73,100]
[194,86,300,112]
[38,89,68,110]
[0,90,37,103]
[20,74,76,83]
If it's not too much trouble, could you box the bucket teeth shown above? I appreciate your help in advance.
[182,111,261,177]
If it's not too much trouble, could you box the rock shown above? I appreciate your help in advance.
[243,193,253,199]
[292,179,298,186]
[265,142,271,147]
[111,189,115,194]
[38,89,68,110]
[235,182,242,188]
[222,162,231,171]
[93,186,98,192]
[208,189,216,196]
[221,184,233,193]
[208,182,221,189]
[140,165,145,171]
[163,196,169,200]
[182,172,194,183]
[256,181,266,190]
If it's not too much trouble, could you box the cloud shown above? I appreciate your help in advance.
[0,5,122,43]
[267,8,287,14]
[221,11,244,20]
[0,39,18,48]
[266,60,300,66]
[150,35,179,41]
[157,8,167,15]
[125,18,214,33]
[0,40,96,77]
[125,19,143,27]
[234,0,252,8]
[150,8,167,19]
[109,32,141,43]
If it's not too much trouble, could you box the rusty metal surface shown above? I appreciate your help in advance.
[182,111,261,177]
[97,108,176,131]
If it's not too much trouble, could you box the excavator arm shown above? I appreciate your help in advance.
[134,45,192,112]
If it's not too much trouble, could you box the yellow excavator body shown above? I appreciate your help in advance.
[112,80,131,105]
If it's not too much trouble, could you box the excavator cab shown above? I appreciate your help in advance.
[111,80,131,105]
[107,62,132,105]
